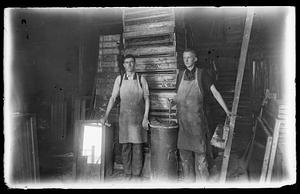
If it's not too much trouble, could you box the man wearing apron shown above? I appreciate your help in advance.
[100,54,150,181]
[173,49,231,182]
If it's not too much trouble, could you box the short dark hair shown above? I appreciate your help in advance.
[183,49,197,56]
[124,54,136,62]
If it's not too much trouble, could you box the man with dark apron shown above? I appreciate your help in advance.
[100,54,150,181]
[173,49,231,182]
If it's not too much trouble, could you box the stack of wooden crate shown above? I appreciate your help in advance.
[122,7,186,123]
[94,34,122,121]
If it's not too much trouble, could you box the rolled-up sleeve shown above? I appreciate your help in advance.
[141,75,150,98]
[111,75,121,99]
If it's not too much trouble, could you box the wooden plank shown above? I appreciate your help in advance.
[150,91,176,110]
[124,45,176,56]
[32,116,40,180]
[260,136,273,183]
[98,66,119,73]
[124,8,173,20]
[100,124,106,181]
[125,33,175,48]
[99,48,120,55]
[99,34,120,42]
[136,56,177,65]
[142,72,177,89]
[124,20,175,32]
[99,54,118,62]
[24,119,31,179]
[29,116,38,182]
[124,14,174,26]
[220,9,254,182]
[98,41,120,48]
[99,61,118,68]
[123,26,174,38]
[124,11,174,22]
[124,7,169,15]
[266,119,282,182]
[135,63,177,72]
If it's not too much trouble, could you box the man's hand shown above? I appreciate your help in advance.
[142,117,149,130]
[99,117,107,125]
[226,111,233,117]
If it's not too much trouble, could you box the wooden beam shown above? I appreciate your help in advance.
[266,119,283,182]
[219,9,254,182]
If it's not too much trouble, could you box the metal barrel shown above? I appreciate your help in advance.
[149,120,179,181]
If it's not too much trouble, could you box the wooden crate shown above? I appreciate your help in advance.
[124,33,175,49]
[99,48,120,55]
[124,20,175,33]
[123,26,175,39]
[150,91,177,110]
[141,72,177,89]
[124,11,175,27]
[124,45,176,57]
[99,54,119,63]
[99,41,120,48]
[124,8,174,20]
[135,56,177,72]
[99,34,121,42]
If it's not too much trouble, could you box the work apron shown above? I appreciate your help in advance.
[176,68,209,153]
[119,74,147,144]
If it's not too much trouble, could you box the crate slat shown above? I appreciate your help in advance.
[99,48,120,55]
[124,8,173,20]
[99,54,119,63]
[124,26,175,38]
[150,91,176,110]
[124,45,176,56]
[98,41,120,48]
[142,72,177,89]
[124,20,175,32]
[125,33,175,48]
[99,34,121,42]
[124,14,174,26]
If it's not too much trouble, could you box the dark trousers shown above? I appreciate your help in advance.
[179,149,209,182]
[122,143,143,177]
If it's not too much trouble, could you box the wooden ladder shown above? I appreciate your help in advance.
[219,8,254,182]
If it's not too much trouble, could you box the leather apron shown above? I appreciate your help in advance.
[176,68,209,153]
[119,73,147,144]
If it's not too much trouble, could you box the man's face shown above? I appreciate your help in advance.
[183,51,197,68]
[123,57,135,72]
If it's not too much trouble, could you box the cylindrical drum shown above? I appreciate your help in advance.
[150,120,179,181]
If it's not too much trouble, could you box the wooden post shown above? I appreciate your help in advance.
[219,9,254,182]
[100,123,106,182]
[266,119,282,182]
[257,117,273,183]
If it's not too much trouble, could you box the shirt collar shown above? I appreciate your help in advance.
[184,66,196,80]
[124,72,137,80]
[186,66,196,74]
